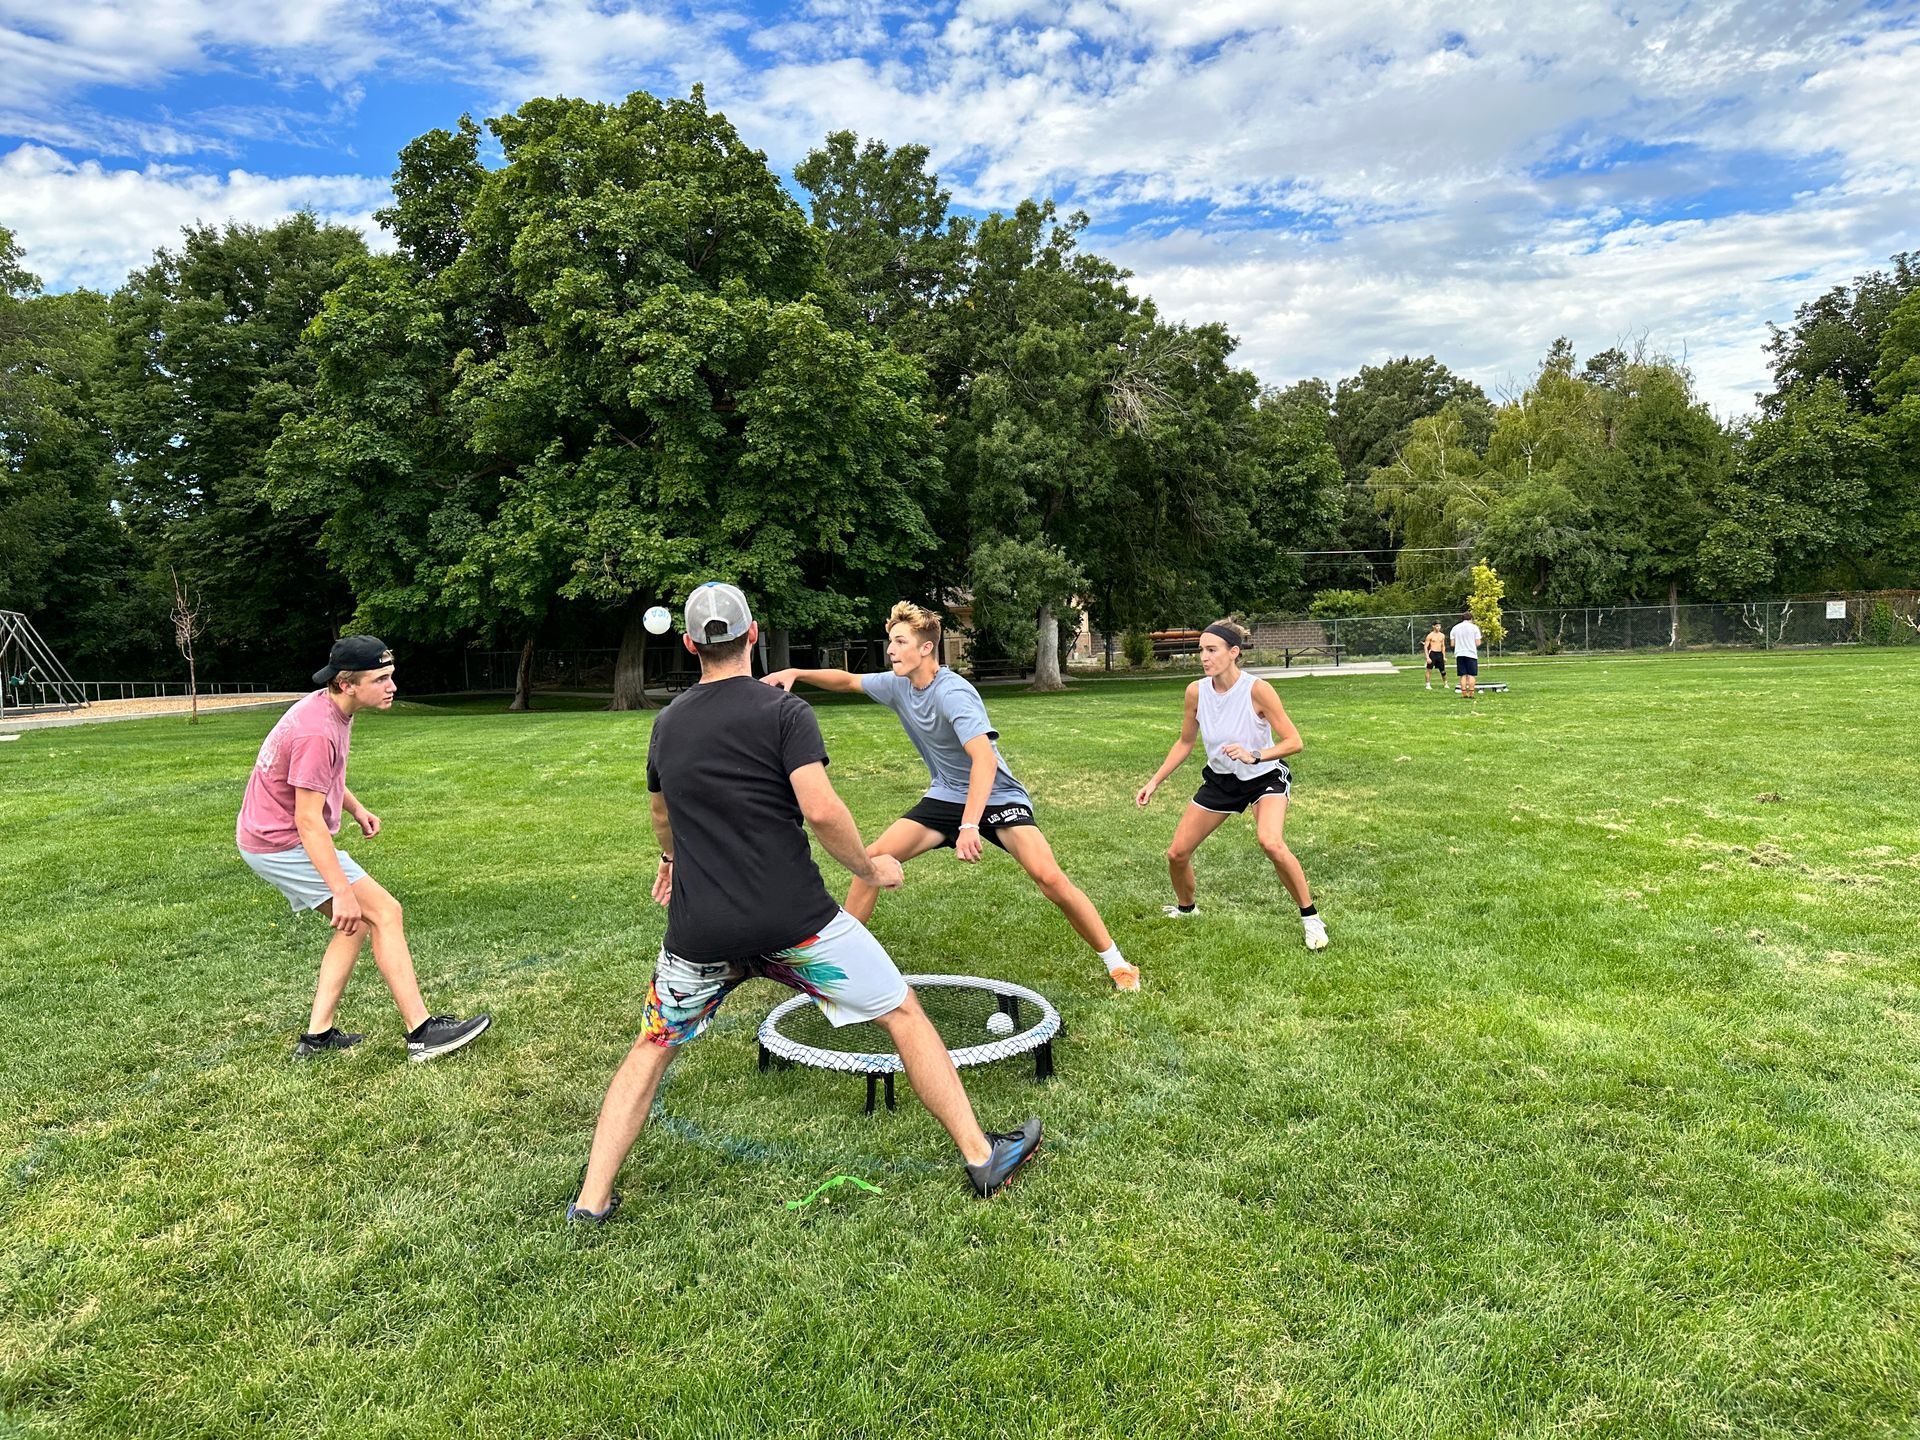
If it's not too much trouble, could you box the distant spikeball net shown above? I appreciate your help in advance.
[758,975,1060,1113]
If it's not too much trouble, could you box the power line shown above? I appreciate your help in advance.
[1282,546,1468,557]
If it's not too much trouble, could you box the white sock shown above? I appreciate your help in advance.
[1097,944,1129,973]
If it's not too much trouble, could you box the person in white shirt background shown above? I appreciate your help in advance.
[1448,612,1484,698]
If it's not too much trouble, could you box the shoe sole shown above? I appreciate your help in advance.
[408,1015,492,1063]
[291,1041,364,1060]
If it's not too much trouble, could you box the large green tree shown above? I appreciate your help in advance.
[271,91,940,708]
[110,216,367,680]
[0,229,149,673]
[796,138,1334,678]
[1330,355,1493,587]
[1375,345,1731,615]
[1866,287,1920,580]
[1764,254,1918,414]
[793,131,972,359]
[1699,378,1892,595]
[1590,360,1731,607]
[1369,400,1492,604]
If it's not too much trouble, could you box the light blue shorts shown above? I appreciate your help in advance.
[240,843,367,914]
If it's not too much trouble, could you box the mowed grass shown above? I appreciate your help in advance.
[3,650,1918,1439]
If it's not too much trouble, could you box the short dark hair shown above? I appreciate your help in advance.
[696,632,753,670]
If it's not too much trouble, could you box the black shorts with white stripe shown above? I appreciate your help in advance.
[1191,763,1291,815]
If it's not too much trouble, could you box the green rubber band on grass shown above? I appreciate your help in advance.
[785,1174,884,1209]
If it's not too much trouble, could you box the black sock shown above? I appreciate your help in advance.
[1299,904,1317,918]
[1177,903,1196,913]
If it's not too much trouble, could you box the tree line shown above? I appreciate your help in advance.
[3,87,1916,700]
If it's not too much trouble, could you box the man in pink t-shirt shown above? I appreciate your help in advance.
[238,635,490,1064]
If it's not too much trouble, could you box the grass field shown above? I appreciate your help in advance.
[3,650,1918,1438]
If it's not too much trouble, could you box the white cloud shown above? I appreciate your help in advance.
[4,0,1916,414]
[1111,182,1919,417]
[0,0,381,105]
[0,144,388,291]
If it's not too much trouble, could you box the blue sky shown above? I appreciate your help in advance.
[3,0,1917,415]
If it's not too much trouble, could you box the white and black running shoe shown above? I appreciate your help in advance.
[406,1013,492,1063]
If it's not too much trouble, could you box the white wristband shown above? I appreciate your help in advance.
[958,823,980,831]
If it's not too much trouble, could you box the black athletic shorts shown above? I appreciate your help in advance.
[903,796,1038,850]
[1191,763,1292,814]
[1425,651,1446,671]
[1456,656,1479,677]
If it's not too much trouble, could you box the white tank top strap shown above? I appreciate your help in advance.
[1196,669,1275,780]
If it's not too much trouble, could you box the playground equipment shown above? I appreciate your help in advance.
[0,611,88,716]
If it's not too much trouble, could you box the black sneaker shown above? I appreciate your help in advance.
[965,1117,1043,1198]
[291,1027,364,1059]
[566,1192,622,1225]
[406,1013,492,1063]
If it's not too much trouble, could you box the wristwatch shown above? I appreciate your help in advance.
[660,853,673,864]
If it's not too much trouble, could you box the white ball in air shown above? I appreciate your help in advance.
[643,606,673,635]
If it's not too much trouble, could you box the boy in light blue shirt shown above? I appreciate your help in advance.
[765,601,1139,992]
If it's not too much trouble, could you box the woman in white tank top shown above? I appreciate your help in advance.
[1134,621,1328,950]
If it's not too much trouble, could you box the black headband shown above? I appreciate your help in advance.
[1203,623,1245,648]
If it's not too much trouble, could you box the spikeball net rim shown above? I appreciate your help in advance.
[756,973,1062,1076]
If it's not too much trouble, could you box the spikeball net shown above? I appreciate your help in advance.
[758,974,1060,1113]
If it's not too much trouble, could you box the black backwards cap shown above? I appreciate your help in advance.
[314,635,395,686]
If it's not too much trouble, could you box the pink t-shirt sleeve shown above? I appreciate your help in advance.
[284,733,341,794]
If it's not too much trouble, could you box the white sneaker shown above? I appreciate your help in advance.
[1302,915,1329,950]
[1161,904,1199,919]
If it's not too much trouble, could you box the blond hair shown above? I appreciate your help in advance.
[1207,618,1250,648]
[887,600,942,650]
[329,670,366,693]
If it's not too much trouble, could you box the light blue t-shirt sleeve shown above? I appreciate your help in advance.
[935,678,997,747]
[860,671,904,708]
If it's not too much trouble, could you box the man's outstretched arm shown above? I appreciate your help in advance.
[762,668,867,694]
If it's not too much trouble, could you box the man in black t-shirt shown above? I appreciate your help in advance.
[569,584,1042,1216]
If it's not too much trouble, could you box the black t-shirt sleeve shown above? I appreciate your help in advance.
[645,714,664,794]
[778,695,830,776]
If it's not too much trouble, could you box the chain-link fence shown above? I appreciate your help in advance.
[1236,593,1920,662]
[461,594,1917,691]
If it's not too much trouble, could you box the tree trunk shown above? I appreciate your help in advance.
[508,634,536,711]
[1668,577,1680,648]
[187,652,199,725]
[609,598,656,711]
[767,627,791,672]
[1032,604,1063,692]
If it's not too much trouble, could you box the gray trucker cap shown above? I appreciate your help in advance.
[683,581,754,645]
